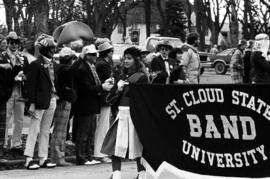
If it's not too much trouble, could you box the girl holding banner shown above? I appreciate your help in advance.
[101,47,149,179]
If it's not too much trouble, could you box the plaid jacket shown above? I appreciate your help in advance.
[230,49,244,84]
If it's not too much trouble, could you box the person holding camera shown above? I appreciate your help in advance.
[101,47,149,179]
[93,41,114,163]
[73,45,113,165]
[2,32,29,154]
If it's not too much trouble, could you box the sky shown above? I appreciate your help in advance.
[0,0,5,25]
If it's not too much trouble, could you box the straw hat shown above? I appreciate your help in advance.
[80,44,98,59]
[6,31,20,42]
[59,47,76,57]
[155,40,173,50]
[98,42,113,52]
[35,34,57,48]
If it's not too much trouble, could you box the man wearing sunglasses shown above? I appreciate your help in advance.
[1,31,29,155]
[73,45,113,166]
[150,40,173,84]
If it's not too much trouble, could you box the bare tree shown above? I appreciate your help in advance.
[156,0,167,35]
[200,0,229,46]
[33,0,49,36]
[240,0,270,40]
[144,0,151,37]
[182,0,193,32]
[3,0,15,32]
[227,0,240,47]
[194,0,206,50]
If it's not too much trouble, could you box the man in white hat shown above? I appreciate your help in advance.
[250,33,270,83]
[73,44,113,165]
[93,41,114,163]
[1,31,29,154]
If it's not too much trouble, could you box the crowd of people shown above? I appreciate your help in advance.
[1,27,269,179]
[230,33,270,84]
[0,29,201,179]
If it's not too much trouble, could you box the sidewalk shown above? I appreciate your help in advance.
[0,161,146,179]
[3,115,75,170]
[0,161,185,179]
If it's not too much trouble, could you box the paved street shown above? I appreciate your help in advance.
[3,69,232,179]
[0,161,141,179]
[200,69,231,84]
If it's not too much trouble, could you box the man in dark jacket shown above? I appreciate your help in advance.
[24,34,58,170]
[0,56,12,162]
[243,40,254,83]
[150,40,172,84]
[50,47,77,166]
[94,41,114,162]
[74,44,113,165]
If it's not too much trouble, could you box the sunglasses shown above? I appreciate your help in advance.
[86,53,97,56]
[9,41,19,45]
[160,48,169,51]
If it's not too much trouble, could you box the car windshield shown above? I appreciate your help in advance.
[147,38,182,52]
[218,48,234,56]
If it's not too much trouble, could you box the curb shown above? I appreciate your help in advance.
[0,156,76,170]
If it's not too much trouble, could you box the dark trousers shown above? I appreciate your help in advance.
[72,115,78,143]
[0,103,6,157]
[75,114,95,164]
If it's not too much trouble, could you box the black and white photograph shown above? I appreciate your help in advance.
[0,0,270,178]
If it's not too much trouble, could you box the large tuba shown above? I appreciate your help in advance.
[53,21,94,46]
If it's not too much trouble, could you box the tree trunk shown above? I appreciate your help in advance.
[242,0,249,39]
[156,0,167,35]
[33,0,49,37]
[194,0,205,50]
[210,24,219,46]
[229,0,238,47]
[3,0,15,32]
[144,0,151,37]
[122,10,127,42]
[94,18,104,37]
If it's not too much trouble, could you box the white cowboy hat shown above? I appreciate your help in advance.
[98,42,114,52]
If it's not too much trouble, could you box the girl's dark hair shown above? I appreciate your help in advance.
[169,47,182,59]
[122,47,144,75]
[187,32,199,45]
[99,48,112,58]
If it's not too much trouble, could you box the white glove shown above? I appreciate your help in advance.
[117,80,128,92]
[15,71,24,81]
[102,82,113,91]
[105,77,114,85]
[0,63,12,70]
[29,104,35,113]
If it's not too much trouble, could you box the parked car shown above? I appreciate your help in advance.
[143,37,210,73]
[202,48,236,74]
[143,36,183,52]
